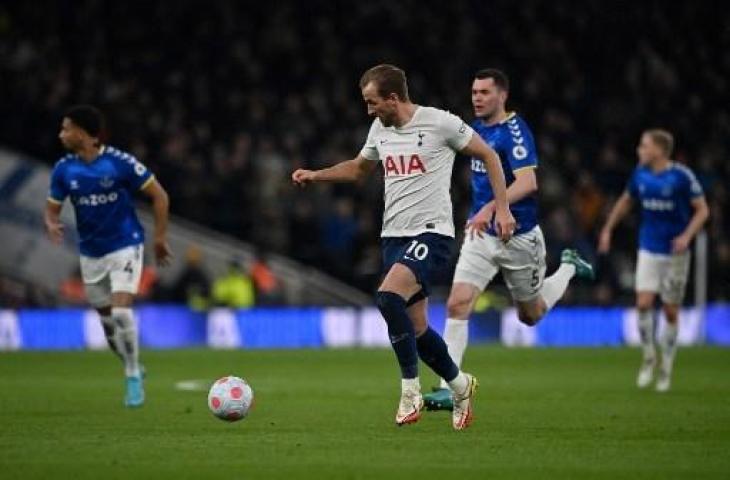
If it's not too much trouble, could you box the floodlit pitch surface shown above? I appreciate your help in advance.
[1,347,728,479]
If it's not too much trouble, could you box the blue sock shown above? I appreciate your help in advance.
[375,291,418,379]
[416,327,459,382]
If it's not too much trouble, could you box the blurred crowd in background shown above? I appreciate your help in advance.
[1,0,728,306]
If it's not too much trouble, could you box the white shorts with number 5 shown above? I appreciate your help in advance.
[80,244,144,308]
[635,249,690,305]
[453,226,546,302]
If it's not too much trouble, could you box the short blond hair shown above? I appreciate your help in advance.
[644,129,674,157]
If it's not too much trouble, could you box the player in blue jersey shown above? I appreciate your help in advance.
[598,129,709,392]
[423,69,594,410]
[44,105,172,407]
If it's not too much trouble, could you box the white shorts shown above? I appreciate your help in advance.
[635,249,690,305]
[80,244,144,308]
[453,226,546,302]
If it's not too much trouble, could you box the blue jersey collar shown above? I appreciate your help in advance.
[477,111,517,129]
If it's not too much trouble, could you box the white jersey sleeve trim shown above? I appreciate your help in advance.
[673,163,704,197]
[360,120,381,161]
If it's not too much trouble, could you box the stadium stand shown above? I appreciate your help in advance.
[0,148,370,306]
[0,1,727,303]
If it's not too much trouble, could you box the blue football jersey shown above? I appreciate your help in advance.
[48,146,154,257]
[627,163,704,255]
[470,113,538,235]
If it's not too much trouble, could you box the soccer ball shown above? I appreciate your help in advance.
[207,375,254,422]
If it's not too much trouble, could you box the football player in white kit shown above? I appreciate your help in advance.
[599,129,709,392]
[292,64,516,430]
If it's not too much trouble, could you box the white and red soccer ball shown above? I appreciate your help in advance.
[207,376,254,422]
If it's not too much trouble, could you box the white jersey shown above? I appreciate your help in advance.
[360,106,474,238]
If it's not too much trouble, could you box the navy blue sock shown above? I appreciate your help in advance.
[416,327,459,382]
[375,291,419,379]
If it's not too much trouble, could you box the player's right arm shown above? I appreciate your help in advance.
[460,134,516,241]
[293,119,380,186]
[292,154,377,186]
[467,168,537,239]
[44,200,64,244]
[598,191,633,253]
[467,118,539,238]
[45,161,68,244]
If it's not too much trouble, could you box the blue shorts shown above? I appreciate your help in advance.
[381,233,454,297]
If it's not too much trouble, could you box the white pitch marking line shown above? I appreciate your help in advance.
[174,379,212,391]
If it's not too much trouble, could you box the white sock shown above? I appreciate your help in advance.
[439,318,469,389]
[401,377,421,394]
[100,314,124,362]
[540,263,576,310]
[447,372,469,397]
[112,307,140,377]
[660,322,678,373]
[637,309,656,362]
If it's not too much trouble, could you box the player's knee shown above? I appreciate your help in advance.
[111,292,134,308]
[636,293,655,311]
[663,304,680,323]
[636,299,653,311]
[375,291,405,320]
[517,310,540,326]
[446,292,471,319]
[517,302,545,326]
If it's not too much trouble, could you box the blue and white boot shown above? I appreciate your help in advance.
[124,375,145,408]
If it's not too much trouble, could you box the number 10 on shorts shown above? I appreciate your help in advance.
[406,240,429,261]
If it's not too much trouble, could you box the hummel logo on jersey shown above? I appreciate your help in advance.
[100,176,114,189]
[70,180,79,190]
[384,154,426,177]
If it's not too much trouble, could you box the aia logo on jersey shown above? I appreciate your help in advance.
[384,154,426,177]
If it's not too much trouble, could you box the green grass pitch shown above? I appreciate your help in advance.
[1,346,729,479]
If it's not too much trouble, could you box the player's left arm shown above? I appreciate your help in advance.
[672,195,709,253]
[141,177,173,266]
[460,134,516,240]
